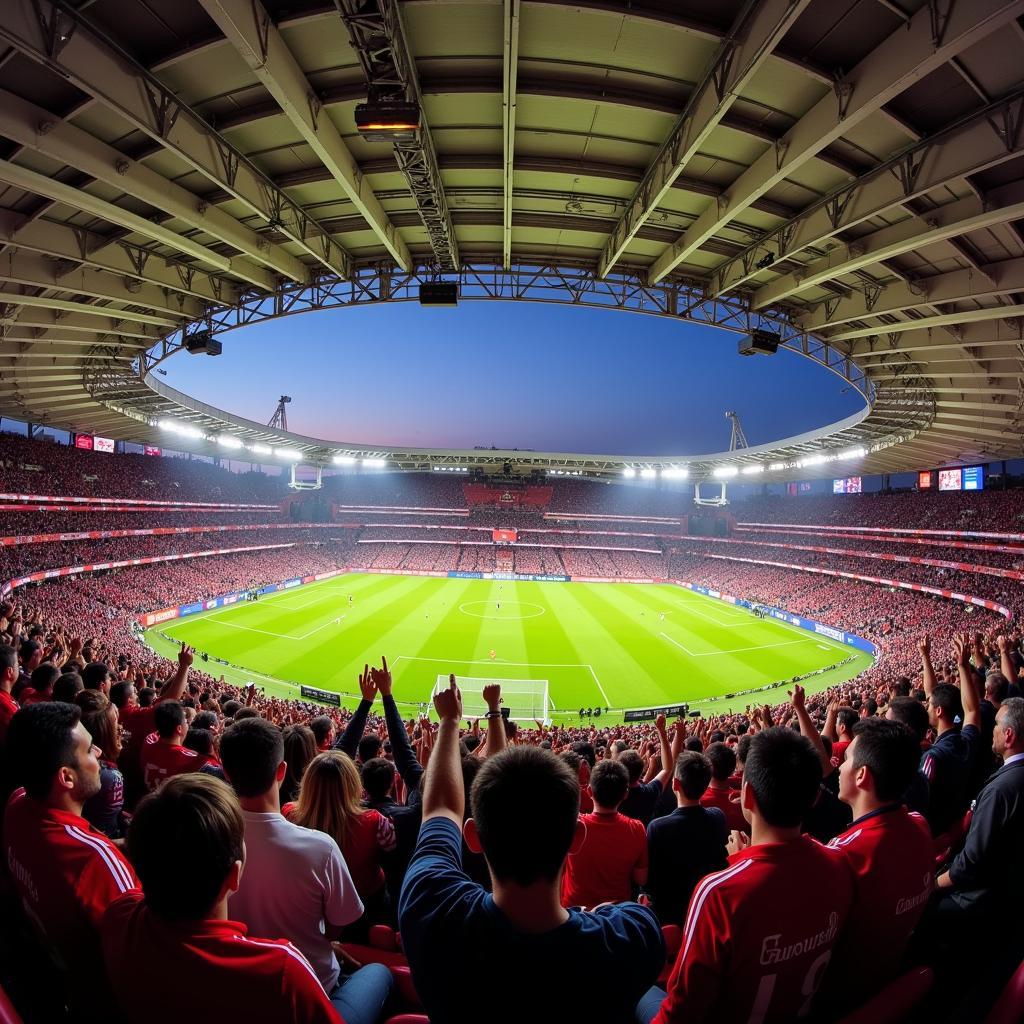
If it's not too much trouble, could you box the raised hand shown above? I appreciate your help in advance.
[178,643,195,670]
[433,673,463,723]
[953,633,971,669]
[482,682,502,714]
[788,683,806,713]
[359,664,378,703]
[369,656,392,696]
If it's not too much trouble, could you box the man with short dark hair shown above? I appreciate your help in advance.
[4,703,139,1015]
[639,728,853,1024]
[221,718,390,1024]
[399,677,664,1024]
[140,700,201,791]
[699,741,747,834]
[829,707,858,763]
[822,718,933,1006]
[885,695,930,815]
[920,635,982,837]
[645,751,728,925]
[0,644,18,748]
[309,714,335,751]
[618,716,673,825]
[81,661,112,694]
[100,774,340,1024]
[561,758,647,910]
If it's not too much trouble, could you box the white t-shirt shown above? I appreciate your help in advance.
[229,810,364,991]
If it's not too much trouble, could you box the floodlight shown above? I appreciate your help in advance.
[768,462,786,472]
[713,466,738,478]
[640,468,657,479]
[159,420,204,439]
[362,458,387,468]
[662,467,688,480]
[355,99,420,141]
[800,454,827,467]
[333,455,357,465]
[275,448,302,460]
[838,446,866,459]
[621,467,636,478]
[249,444,272,455]
[216,435,243,449]
[741,464,764,475]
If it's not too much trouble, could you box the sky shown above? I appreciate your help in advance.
[164,300,866,457]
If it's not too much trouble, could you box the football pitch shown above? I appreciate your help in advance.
[145,573,873,723]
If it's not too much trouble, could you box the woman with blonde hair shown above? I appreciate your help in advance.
[289,749,396,926]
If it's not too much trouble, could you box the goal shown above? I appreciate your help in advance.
[432,675,550,723]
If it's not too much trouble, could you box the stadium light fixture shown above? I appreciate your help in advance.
[333,455,357,465]
[800,454,827,467]
[362,458,388,468]
[158,419,204,439]
[215,435,243,449]
[713,465,738,478]
[838,446,866,459]
[661,467,688,480]
[640,468,657,480]
[275,448,302,461]
[621,467,636,478]
[768,462,785,472]
[249,443,272,455]
[741,464,764,475]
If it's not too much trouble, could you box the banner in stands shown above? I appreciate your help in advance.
[0,522,356,547]
[0,492,278,509]
[492,529,518,543]
[623,704,688,722]
[737,522,1024,543]
[446,571,571,582]
[691,536,1024,581]
[300,685,341,706]
[729,528,1024,557]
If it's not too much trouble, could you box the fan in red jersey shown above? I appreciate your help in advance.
[139,700,203,791]
[638,727,854,1024]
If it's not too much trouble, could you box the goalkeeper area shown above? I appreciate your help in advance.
[144,572,873,723]
[433,676,550,722]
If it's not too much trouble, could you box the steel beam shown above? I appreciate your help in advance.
[598,0,811,278]
[752,182,1024,308]
[0,88,307,287]
[0,218,240,307]
[825,303,1024,341]
[0,0,350,279]
[0,249,202,322]
[0,290,175,328]
[502,0,521,270]
[0,159,282,290]
[712,90,1024,297]
[646,0,1024,284]
[198,0,410,272]
[335,0,459,270]
[0,307,160,340]
[799,258,1024,331]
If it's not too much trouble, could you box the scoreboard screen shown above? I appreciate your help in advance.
[938,468,962,491]
[963,465,984,491]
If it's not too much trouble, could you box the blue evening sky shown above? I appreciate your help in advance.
[165,301,865,456]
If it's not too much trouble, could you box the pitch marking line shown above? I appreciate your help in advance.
[391,655,609,707]
[165,611,344,642]
[659,632,813,658]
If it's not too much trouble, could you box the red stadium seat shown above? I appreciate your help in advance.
[986,958,1024,1024]
[384,1016,429,1024]
[369,924,403,951]
[0,985,23,1024]
[836,966,933,1024]
[658,925,682,985]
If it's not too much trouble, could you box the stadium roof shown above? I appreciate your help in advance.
[0,0,1022,480]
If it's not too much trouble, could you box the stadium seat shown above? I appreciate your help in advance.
[836,966,934,1024]
[658,925,682,985]
[0,985,22,1024]
[986,958,1024,1024]
[384,1016,429,1024]
[369,924,403,951]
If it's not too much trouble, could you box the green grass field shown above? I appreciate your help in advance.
[145,573,872,723]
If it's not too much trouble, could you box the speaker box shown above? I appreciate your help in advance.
[738,329,780,356]
[184,331,222,356]
[419,282,458,306]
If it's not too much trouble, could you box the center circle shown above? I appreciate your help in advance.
[458,600,547,621]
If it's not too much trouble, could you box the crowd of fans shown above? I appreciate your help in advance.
[1,436,1024,1021]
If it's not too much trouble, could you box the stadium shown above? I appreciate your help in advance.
[0,1,1023,1023]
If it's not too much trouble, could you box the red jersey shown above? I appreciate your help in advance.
[654,837,854,1024]
[101,893,340,1024]
[118,703,158,767]
[140,738,201,791]
[824,807,933,996]
[17,687,50,706]
[831,740,852,763]
[0,689,17,745]
[4,790,139,977]
[340,809,396,899]
[700,786,748,834]
[561,810,648,909]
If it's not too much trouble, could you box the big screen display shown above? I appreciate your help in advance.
[963,465,984,491]
[74,434,94,450]
[833,477,862,494]
[918,471,933,489]
[93,436,115,453]
[492,528,518,543]
[144,445,161,457]
[938,468,962,492]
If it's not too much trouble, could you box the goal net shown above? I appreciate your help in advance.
[432,675,550,723]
